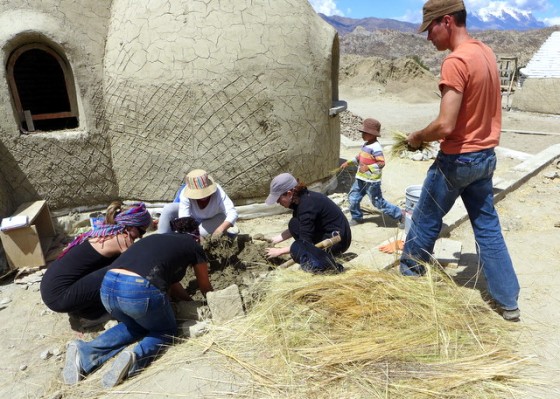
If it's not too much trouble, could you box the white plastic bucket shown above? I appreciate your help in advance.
[404,185,422,235]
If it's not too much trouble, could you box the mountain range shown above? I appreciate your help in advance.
[319,7,547,35]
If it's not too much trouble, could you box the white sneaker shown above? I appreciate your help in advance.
[101,351,135,388]
[62,341,83,385]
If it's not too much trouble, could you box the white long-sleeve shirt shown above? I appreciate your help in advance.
[178,184,238,225]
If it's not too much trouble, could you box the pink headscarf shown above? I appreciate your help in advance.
[58,203,152,258]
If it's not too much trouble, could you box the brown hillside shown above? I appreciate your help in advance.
[340,26,560,76]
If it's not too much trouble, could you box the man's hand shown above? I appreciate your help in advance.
[340,161,349,169]
[407,131,423,150]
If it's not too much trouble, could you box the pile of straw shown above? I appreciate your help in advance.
[390,130,434,158]
[160,267,528,398]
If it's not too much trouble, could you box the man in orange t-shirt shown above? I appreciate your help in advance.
[399,0,520,322]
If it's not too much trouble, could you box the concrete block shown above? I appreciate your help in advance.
[179,320,209,338]
[433,238,462,268]
[206,284,245,324]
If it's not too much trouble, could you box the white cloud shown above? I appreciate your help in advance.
[399,9,423,23]
[543,16,560,26]
[466,0,549,13]
[308,0,344,16]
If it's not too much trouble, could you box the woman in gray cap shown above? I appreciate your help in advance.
[264,173,351,273]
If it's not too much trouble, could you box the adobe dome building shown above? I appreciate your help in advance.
[0,0,342,219]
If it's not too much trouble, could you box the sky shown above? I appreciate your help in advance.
[309,0,560,26]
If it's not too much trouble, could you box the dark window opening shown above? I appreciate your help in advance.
[7,44,79,133]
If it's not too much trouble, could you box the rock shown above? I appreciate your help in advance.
[206,284,245,324]
[543,171,558,179]
[412,152,425,161]
[19,364,27,371]
[0,297,11,309]
[40,349,52,360]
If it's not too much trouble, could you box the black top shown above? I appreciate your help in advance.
[109,233,208,292]
[290,189,351,253]
[40,240,118,306]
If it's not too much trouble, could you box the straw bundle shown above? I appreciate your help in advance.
[147,267,529,399]
[55,267,530,399]
[390,130,433,158]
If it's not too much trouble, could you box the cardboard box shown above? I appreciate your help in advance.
[0,200,55,270]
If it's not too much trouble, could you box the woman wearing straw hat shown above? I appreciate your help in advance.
[40,201,153,329]
[157,169,238,239]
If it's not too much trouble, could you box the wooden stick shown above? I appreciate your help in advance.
[277,234,342,269]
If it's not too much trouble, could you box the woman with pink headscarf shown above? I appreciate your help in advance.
[40,201,152,329]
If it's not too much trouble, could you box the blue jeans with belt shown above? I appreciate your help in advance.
[399,149,520,310]
[74,270,177,375]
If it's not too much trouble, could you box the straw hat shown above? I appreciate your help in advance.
[358,118,381,137]
[183,169,217,199]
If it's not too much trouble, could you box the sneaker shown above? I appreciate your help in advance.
[101,351,135,388]
[502,308,521,322]
[62,341,83,385]
[349,219,362,227]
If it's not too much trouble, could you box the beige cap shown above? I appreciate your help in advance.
[418,0,466,33]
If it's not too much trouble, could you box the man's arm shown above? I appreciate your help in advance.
[168,282,192,301]
[193,262,213,296]
[407,86,463,148]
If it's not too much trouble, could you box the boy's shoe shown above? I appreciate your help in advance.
[62,341,83,385]
[349,219,363,226]
[102,350,135,388]
[502,308,521,322]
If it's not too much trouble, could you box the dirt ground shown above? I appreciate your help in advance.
[1,84,560,398]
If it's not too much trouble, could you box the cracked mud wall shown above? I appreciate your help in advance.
[104,0,340,202]
[0,0,339,218]
[0,1,117,215]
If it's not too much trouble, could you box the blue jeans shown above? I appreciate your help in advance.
[290,240,343,274]
[399,149,520,310]
[348,179,402,221]
[75,271,177,375]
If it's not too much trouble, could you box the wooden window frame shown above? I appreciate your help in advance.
[6,43,79,133]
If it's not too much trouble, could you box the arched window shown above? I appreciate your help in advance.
[7,44,79,133]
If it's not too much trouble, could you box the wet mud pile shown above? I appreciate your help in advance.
[183,234,283,300]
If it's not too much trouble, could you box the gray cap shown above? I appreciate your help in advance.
[265,173,297,205]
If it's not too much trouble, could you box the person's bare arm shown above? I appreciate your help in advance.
[213,221,233,236]
[407,86,463,148]
[193,262,213,296]
[168,282,192,301]
[266,246,291,258]
[270,229,292,244]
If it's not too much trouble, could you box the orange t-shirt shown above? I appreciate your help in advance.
[439,39,502,154]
